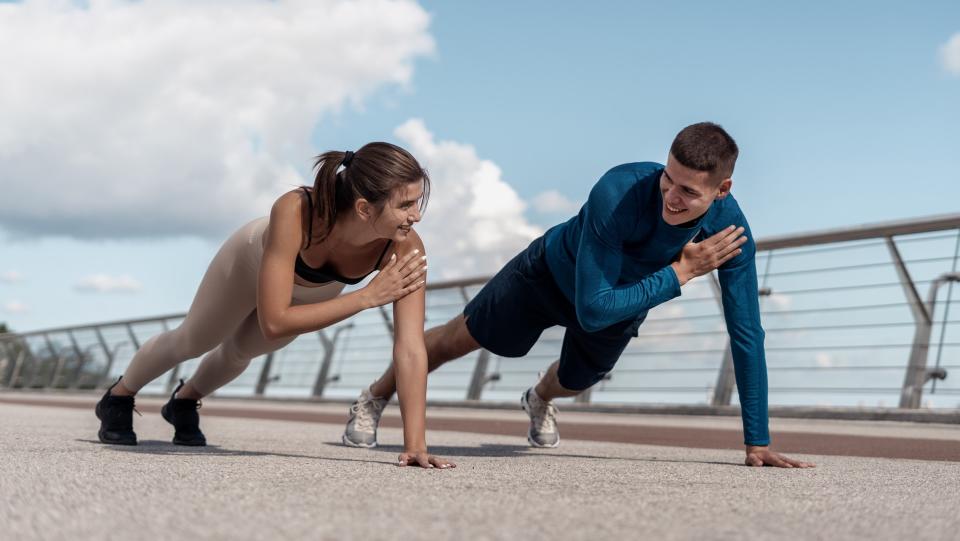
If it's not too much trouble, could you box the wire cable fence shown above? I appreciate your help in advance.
[1,213,958,410]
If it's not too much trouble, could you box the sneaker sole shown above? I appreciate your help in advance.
[172,437,207,447]
[526,433,560,448]
[520,391,560,448]
[162,404,207,446]
[341,433,377,448]
[97,429,137,446]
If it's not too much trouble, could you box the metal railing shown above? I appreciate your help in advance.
[2,213,959,409]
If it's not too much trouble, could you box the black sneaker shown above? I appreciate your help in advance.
[95,377,138,445]
[161,379,207,446]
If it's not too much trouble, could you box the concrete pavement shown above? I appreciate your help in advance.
[1,395,959,540]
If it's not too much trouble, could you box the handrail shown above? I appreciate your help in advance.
[2,212,958,410]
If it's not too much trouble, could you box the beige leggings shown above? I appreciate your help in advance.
[121,218,345,395]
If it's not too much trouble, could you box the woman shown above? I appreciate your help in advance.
[95,142,453,469]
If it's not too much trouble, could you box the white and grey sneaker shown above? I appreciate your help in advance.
[342,388,389,448]
[521,387,560,448]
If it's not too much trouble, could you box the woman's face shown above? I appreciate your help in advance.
[372,180,424,241]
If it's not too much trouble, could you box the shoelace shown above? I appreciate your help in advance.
[531,400,558,433]
[351,398,384,433]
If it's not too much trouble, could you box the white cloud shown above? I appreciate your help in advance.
[0,0,434,239]
[940,32,960,76]
[531,190,582,214]
[3,301,28,314]
[0,271,22,284]
[394,119,543,279]
[75,274,143,293]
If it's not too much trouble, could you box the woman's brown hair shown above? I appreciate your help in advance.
[306,142,430,247]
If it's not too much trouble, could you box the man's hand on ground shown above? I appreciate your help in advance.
[745,445,816,468]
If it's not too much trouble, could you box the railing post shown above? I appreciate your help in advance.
[312,324,353,397]
[7,351,26,389]
[932,231,960,394]
[0,341,11,387]
[11,337,36,388]
[254,352,275,396]
[708,273,736,406]
[157,320,181,394]
[42,333,68,389]
[95,328,117,387]
[67,330,87,388]
[466,350,492,400]
[459,285,500,401]
[711,349,736,406]
[125,323,141,349]
[887,237,936,408]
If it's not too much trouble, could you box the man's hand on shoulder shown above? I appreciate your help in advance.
[670,225,747,285]
[745,445,816,468]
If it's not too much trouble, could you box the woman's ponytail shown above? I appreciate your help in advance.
[308,151,348,247]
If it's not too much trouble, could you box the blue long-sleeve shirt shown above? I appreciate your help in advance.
[543,162,770,446]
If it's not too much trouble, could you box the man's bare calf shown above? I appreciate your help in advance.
[369,314,481,399]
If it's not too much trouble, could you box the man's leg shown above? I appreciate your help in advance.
[522,320,637,448]
[343,314,482,448]
[369,313,480,399]
[519,359,582,449]
[533,359,581,401]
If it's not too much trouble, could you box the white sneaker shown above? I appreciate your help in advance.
[342,388,388,448]
[521,387,560,448]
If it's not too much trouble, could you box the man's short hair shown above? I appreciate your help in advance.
[670,122,739,181]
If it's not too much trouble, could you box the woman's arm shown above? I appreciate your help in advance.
[390,230,454,469]
[257,191,425,341]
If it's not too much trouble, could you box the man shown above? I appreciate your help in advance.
[343,122,813,468]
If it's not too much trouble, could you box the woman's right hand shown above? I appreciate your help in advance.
[361,249,427,308]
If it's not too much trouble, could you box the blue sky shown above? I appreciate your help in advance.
[332,0,960,227]
[1,0,958,332]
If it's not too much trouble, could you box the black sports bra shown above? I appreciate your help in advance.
[296,187,392,285]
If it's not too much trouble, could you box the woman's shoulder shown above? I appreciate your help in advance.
[270,188,310,218]
[377,228,426,270]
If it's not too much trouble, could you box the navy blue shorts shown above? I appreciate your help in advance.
[464,236,644,391]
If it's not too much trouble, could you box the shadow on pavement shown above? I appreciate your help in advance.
[75,438,395,466]
[77,438,743,468]
[323,442,742,467]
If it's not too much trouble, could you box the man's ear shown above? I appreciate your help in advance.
[354,198,374,221]
[716,178,733,200]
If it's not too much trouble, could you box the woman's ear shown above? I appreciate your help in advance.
[354,198,374,221]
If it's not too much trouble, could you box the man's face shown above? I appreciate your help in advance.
[659,153,732,226]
